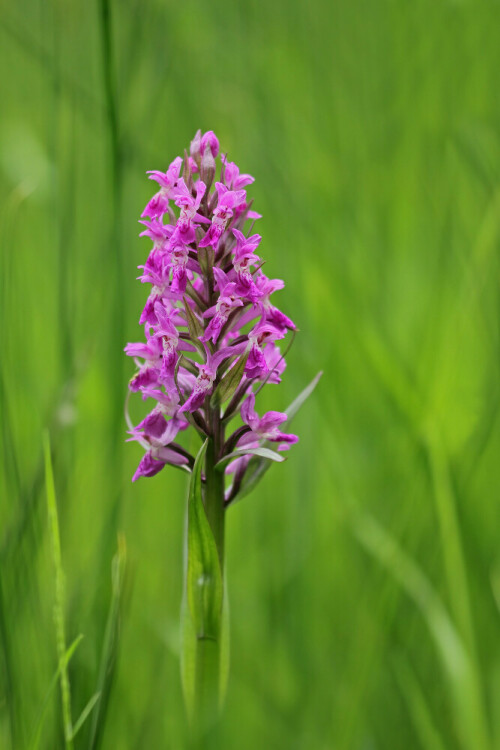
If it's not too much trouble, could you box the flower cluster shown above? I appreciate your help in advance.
[125,130,298,500]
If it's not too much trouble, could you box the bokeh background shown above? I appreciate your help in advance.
[1,0,500,748]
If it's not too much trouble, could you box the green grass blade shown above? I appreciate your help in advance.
[29,635,84,750]
[394,657,447,750]
[352,511,491,750]
[43,431,74,749]
[87,534,127,750]
[423,423,475,652]
[71,692,101,740]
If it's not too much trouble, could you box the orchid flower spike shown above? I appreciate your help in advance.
[125,129,307,494]
[125,130,320,725]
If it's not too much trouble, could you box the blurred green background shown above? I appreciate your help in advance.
[1,0,500,748]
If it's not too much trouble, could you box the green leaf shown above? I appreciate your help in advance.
[229,371,322,504]
[180,567,229,726]
[29,635,84,750]
[70,692,100,740]
[43,431,74,747]
[285,370,323,420]
[197,245,214,278]
[230,454,271,503]
[183,296,205,351]
[178,355,198,376]
[352,511,491,750]
[394,658,447,750]
[182,441,226,725]
[216,446,285,469]
[186,441,223,639]
[185,279,206,310]
[210,350,249,408]
[87,535,127,750]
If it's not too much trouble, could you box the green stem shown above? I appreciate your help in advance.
[204,436,225,567]
[192,432,226,729]
[44,433,74,749]
[98,0,125,459]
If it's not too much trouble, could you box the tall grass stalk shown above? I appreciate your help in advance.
[97,0,126,464]
[43,431,74,749]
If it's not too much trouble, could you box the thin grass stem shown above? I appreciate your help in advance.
[43,431,74,750]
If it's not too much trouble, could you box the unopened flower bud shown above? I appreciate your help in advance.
[200,143,216,190]
[200,130,219,158]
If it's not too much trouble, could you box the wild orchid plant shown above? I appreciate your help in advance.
[125,130,320,725]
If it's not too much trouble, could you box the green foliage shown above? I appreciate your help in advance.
[217,446,285,470]
[183,296,205,355]
[43,432,74,749]
[28,635,83,750]
[1,0,500,748]
[230,373,321,503]
[186,441,223,641]
[211,351,250,407]
[182,441,226,726]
